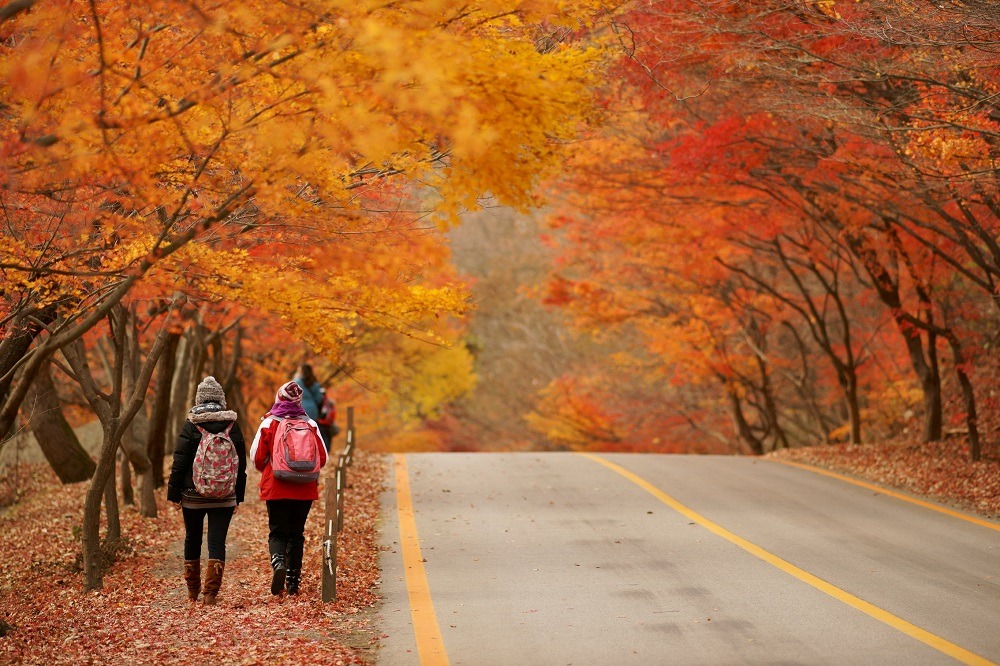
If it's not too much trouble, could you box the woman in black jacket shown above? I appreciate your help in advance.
[167,376,247,606]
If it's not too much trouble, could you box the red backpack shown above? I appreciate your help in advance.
[318,396,336,426]
[192,423,238,498]
[271,417,322,483]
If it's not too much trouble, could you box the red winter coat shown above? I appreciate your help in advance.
[250,415,328,501]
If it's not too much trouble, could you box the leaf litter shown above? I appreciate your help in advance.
[0,451,385,665]
[770,437,1000,519]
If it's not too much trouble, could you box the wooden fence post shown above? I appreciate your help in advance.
[336,454,346,533]
[321,469,337,602]
[321,404,356,603]
[341,406,355,487]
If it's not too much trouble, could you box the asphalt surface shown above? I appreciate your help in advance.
[375,453,1000,666]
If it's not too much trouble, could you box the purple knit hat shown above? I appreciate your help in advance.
[269,381,307,420]
[276,381,303,404]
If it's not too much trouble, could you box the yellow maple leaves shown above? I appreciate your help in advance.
[4,0,607,211]
[0,0,624,454]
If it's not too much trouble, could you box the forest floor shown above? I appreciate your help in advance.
[1,437,998,665]
[0,450,386,665]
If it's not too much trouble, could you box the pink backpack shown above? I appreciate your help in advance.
[271,418,321,483]
[192,423,238,498]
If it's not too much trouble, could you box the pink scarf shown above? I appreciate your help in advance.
[269,400,306,420]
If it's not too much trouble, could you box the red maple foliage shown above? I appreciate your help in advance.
[0,452,385,665]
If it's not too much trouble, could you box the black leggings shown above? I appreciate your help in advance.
[266,499,313,569]
[182,506,236,561]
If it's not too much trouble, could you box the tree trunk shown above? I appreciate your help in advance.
[119,450,134,506]
[134,463,156,518]
[0,348,65,454]
[82,433,118,590]
[920,332,942,442]
[727,388,764,455]
[221,326,253,437]
[117,434,159,517]
[230,380,252,443]
[119,436,158,517]
[842,370,863,446]
[186,323,209,406]
[71,307,176,590]
[756,356,788,451]
[119,308,157,517]
[955,371,980,462]
[103,466,121,547]
[781,321,833,443]
[167,332,195,452]
[123,411,154,515]
[210,333,225,380]
[24,359,95,483]
[944,333,981,461]
[845,232,943,441]
[147,332,180,488]
[896,321,942,442]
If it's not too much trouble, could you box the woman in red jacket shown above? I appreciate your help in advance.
[250,380,328,595]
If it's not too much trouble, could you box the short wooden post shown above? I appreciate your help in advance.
[345,406,355,465]
[336,454,347,533]
[321,405,355,603]
[321,480,337,602]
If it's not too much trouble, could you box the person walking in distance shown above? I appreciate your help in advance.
[296,363,340,450]
[167,376,247,606]
[294,363,328,446]
[315,388,339,451]
[250,380,328,595]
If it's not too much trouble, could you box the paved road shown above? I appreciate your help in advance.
[375,453,1000,665]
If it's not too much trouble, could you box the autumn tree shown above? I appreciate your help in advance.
[1,0,617,587]
[0,0,607,428]
[538,0,997,459]
[61,302,176,588]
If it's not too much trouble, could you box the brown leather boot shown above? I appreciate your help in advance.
[202,559,225,606]
[183,560,200,603]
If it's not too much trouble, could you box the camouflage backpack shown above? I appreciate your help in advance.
[192,423,238,498]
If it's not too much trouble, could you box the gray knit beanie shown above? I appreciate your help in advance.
[195,376,226,407]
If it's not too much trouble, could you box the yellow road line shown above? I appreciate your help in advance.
[581,453,995,666]
[771,458,1000,533]
[394,454,449,666]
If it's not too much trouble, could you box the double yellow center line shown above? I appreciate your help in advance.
[394,453,995,666]
[581,453,995,666]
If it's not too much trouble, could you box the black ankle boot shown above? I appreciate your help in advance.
[270,554,287,595]
[286,569,301,595]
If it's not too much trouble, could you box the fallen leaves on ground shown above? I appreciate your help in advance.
[770,437,1000,519]
[0,451,385,665]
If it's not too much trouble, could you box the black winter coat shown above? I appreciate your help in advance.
[167,418,248,504]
